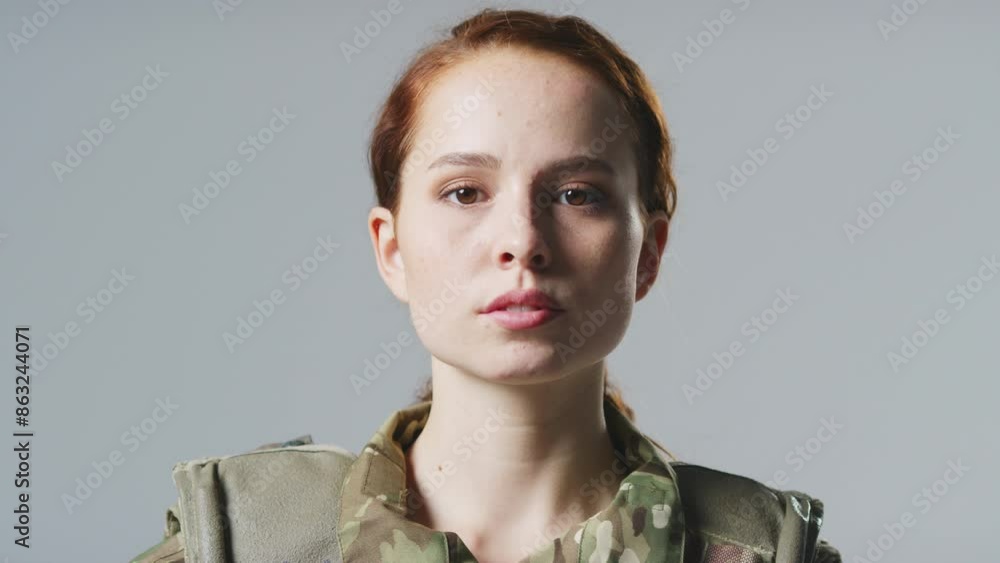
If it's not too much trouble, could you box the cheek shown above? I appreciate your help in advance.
[401,199,476,260]
[563,220,642,317]
[568,220,635,277]
[402,228,471,307]
[407,246,451,293]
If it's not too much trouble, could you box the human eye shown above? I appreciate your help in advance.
[555,185,606,210]
[441,183,486,206]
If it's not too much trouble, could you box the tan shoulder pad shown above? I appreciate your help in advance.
[130,530,184,563]
[249,433,314,452]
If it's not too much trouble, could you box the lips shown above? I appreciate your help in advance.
[481,288,562,314]
[480,289,563,330]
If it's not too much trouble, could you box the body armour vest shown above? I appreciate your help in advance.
[131,399,841,563]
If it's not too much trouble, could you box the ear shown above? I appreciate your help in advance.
[368,206,409,304]
[635,210,670,303]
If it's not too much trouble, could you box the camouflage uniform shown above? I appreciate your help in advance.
[132,398,841,562]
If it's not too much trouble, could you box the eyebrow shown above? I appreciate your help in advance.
[426,152,617,179]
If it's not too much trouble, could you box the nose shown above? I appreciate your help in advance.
[494,203,552,271]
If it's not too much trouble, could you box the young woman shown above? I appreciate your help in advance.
[133,8,840,563]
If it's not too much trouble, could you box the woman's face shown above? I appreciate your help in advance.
[369,47,668,384]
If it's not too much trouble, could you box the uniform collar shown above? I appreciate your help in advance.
[337,397,687,562]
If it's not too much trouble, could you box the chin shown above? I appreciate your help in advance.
[469,345,590,383]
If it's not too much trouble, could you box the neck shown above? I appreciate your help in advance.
[403,357,626,560]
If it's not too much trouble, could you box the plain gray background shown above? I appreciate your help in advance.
[1,0,997,560]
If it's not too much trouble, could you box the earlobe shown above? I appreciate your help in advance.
[368,206,408,303]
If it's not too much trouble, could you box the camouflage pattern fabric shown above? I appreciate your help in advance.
[336,396,688,563]
[130,402,842,562]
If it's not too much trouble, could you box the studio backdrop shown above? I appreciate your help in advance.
[1,0,997,561]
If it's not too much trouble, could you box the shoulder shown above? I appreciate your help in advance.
[130,434,356,563]
[172,433,354,465]
[668,460,808,515]
[667,460,841,563]
[170,433,357,479]
[130,532,184,563]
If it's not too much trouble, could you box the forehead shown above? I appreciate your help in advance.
[406,47,634,176]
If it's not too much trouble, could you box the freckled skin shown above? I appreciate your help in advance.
[369,45,669,385]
